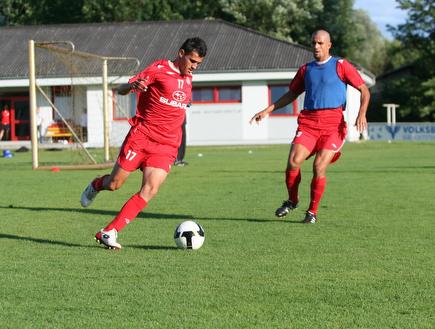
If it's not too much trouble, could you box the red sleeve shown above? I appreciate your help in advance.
[289,65,306,95]
[337,59,365,89]
[128,61,159,87]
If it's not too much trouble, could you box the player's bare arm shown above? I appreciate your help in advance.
[354,84,370,132]
[117,78,149,95]
[249,89,298,124]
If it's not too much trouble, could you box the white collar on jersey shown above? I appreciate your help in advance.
[316,56,332,65]
[168,60,181,74]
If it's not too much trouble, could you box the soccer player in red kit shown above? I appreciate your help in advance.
[250,30,370,223]
[80,37,207,249]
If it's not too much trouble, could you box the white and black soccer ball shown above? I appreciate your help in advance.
[174,221,205,250]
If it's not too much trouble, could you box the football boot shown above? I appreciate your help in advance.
[80,181,98,207]
[95,229,122,250]
[275,200,298,218]
[303,211,318,224]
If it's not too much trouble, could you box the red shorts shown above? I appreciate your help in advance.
[292,109,347,163]
[117,127,178,173]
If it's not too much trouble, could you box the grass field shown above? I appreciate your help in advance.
[0,141,434,329]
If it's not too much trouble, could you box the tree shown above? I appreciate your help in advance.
[312,0,357,58]
[384,0,435,120]
[0,0,85,25]
[217,0,323,43]
[345,9,388,75]
[81,0,224,22]
[0,0,35,25]
[390,0,434,54]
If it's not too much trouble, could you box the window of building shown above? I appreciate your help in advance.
[192,88,214,102]
[113,91,136,120]
[269,85,298,116]
[192,86,241,103]
[218,87,241,102]
[52,86,73,120]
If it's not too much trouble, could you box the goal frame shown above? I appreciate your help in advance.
[28,39,140,169]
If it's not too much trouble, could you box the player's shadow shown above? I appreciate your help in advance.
[0,205,196,249]
[330,165,435,174]
[0,205,304,223]
[0,205,304,227]
[0,204,194,220]
[0,233,180,250]
[0,233,92,248]
[198,216,304,224]
[127,245,178,250]
[209,169,283,174]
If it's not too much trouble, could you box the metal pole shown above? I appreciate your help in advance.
[28,40,39,169]
[102,59,110,162]
[387,106,391,125]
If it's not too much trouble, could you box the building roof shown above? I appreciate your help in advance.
[0,19,314,79]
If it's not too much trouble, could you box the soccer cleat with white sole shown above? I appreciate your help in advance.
[80,181,98,207]
[303,211,318,224]
[95,229,122,250]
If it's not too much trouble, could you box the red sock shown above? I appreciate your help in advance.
[92,175,110,192]
[285,168,301,204]
[308,177,326,215]
[104,193,147,232]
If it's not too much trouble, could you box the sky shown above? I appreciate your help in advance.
[354,0,408,39]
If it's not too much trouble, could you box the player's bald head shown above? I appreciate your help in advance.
[312,30,331,42]
[311,29,332,61]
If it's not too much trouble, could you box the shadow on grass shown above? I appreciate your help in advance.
[0,233,92,248]
[0,205,304,223]
[330,165,435,174]
[0,204,194,220]
[127,245,179,250]
[193,217,304,224]
[0,233,183,250]
[209,169,283,174]
[246,218,304,224]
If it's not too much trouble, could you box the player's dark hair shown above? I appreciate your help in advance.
[180,37,207,57]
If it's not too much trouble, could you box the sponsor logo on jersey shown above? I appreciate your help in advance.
[172,90,186,101]
[160,96,188,109]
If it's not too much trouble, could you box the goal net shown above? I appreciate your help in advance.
[28,40,139,169]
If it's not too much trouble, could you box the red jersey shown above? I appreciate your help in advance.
[289,58,365,111]
[128,60,192,147]
[1,109,10,125]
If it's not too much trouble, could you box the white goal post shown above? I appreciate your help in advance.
[28,39,140,169]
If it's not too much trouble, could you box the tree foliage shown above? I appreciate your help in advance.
[0,0,85,24]
[314,0,356,57]
[379,0,435,121]
[0,0,381,69]
[345,9,387,75]
[217,0,323,44]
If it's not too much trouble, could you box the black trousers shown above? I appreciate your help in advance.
[176,120,186,161]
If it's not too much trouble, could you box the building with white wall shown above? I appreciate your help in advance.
[0,20,375,147]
